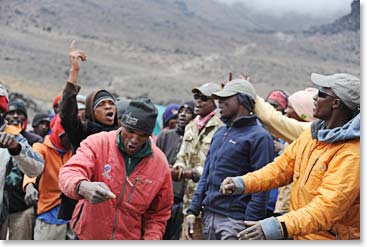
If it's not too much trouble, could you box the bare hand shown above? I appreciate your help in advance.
[185,214,196,240]
[68,40,87,83]
[220,177,236,195]
[170,166,181,181]
[78,181,116,204]
[0,132,19,150]
[238,221,265,240]
[25,183,38,207]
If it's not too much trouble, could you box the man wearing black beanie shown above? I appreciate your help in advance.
[59,98,174,240]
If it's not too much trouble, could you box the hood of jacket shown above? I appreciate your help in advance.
[85,89,118,134]
[311,113,360,143]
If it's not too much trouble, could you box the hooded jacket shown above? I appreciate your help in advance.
[60,82,118,154]
[241,113,360,239]
[58,129,173,240]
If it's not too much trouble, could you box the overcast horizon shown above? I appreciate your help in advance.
[214,0,352,18]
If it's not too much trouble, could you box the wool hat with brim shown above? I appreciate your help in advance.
[311,73,360,112]
[212,79,256,100]
[32,113,50,127]
[192,82,221,97]
[121,98,158,135]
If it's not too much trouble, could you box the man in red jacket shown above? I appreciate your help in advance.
[59,98,173,240]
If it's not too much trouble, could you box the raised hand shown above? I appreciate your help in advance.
[68,40,87,83]
[0,132,19,150]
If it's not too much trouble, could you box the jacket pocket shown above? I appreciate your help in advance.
[304,158,327,190]
[127,176,159,208]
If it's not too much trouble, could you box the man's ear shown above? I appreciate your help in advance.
[332,98,342,109]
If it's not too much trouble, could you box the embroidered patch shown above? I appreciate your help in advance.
[102,164,112,179]
[124,112,138,126]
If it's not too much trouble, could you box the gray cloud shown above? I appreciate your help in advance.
[214,0,351,17]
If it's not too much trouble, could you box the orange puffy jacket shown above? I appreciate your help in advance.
[242,129,359,240]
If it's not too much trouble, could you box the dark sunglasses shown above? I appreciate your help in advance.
[318,89,336,98]
[193,93,210,101]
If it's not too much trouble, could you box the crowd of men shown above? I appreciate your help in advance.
[0,41,360,240]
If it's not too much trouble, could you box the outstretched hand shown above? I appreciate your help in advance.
[78,181,116,204]
[68,40,87,83]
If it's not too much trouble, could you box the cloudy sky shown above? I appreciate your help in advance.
[214,0,352,17]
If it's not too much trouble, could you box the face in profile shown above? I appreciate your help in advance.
[193,92,216,118]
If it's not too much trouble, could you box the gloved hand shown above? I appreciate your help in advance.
[220,177,237,195]
[24,183,38,207]
[0,132,20,151]
[238,221,265,240]
[185,214,196,240]
[77,181,116,204]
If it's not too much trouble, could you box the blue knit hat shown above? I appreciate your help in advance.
[162,103,180,128]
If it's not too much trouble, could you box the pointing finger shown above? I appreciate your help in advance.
[69,40,76,52]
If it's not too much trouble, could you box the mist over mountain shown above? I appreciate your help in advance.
[0,0,359,110]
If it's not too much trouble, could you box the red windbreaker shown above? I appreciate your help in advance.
[59,129,173,240]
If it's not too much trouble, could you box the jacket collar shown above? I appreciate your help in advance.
[311,113,360,143]
[221,114,258,128]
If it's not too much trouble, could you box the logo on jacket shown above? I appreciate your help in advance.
[103,164,112,179]
[229,139,237,145]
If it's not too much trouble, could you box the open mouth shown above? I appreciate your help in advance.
[127,143,137,153]
[106,112,114,120]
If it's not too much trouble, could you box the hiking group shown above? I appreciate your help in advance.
[0,41,360,240]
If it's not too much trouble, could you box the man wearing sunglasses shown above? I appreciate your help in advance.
[172,82,223,240]
[221,73,360,240]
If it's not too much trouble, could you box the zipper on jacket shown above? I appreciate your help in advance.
[111,180,128,240]
[209,127,231,208]
[72,202,85,230]
[303,156,320,185]
[127,176,140,203]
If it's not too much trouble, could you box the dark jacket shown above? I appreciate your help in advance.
[156,129,185,200]
[188,115,274,221]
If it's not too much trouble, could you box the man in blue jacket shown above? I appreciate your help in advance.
[184,79,274,240]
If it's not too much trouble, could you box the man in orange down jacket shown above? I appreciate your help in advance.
[220,73,360,240]
[59,98,173,240]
